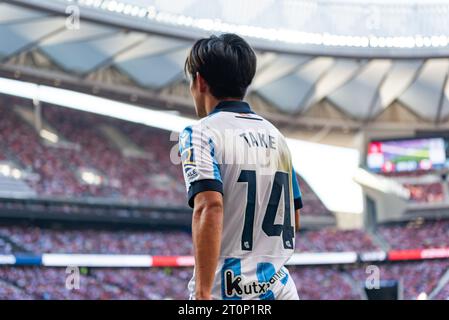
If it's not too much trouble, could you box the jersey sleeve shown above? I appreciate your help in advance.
[291,166,303,210]
[179,124,223,208]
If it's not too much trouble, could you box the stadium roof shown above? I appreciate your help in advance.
[1,0,449,141]
[18,0,449,57]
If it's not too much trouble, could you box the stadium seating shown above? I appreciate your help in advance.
[348,261,449,300]
[0,278,33,300]
[0,267,191,299]
[0,97,184,204]
[42,105,184,204]
[0,224,383,255]
[434,281,449,300]
[0,266,361,300]
[0,95,329,216]
[2,218,448,256]
[380,170,445,204]
[0,98,93,197]
[289,266,361,300]
[0,226,193,255]
[4,264,444,300]
[295,228,379,252]
[0,267,138,299]
[0,260,448,299]
[377,219,449,249]
[403,183,444,203]
[3,96,449,300]
[92,268,191,299]
[0,238,13,254]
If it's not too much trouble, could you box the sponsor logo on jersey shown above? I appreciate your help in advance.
[185,167,199,182]
[181,147,195,165]
[223,267,287,298]
[181,146,198,182]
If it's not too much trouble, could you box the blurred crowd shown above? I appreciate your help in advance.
[0,98,184,205]
[404,183,444,203]
[0,219,448,300]
[378,219,449,250]
[380,171,446,204]
[0,262,448,299]
[1,96,449,300]
[2,219,449,256]
[0,238,13,254]
[289,266,361,300]
[0,96,330,217]
[348,261,449,300]
[295,228,379,252]
[435,281,449,300]
[0,225,381,255]
[0,226,193,255]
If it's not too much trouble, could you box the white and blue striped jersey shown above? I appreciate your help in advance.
[179,100,303,300]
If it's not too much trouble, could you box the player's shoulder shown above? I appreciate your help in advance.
[179,104,286,142]
[257,116,290,152]
[250,113,286,140]
[180,113,230,141]
[259,115,282,133]
[179,117,215,140]
[178,119,216,152]
[178,125,193,153]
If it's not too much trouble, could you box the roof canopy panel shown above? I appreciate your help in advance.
[0,17,65,59]
[399,59,449,121]
[40,32,147,74]
[40,22,118,46]
[257,57,334,113]
[0,3,49,24]
[373,60,422,117]
[328,59,392,119]
[116,47,189,88]
[302,59,362,111]
[251,55,309,91]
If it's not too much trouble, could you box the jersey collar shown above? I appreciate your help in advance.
[209,100,255,116]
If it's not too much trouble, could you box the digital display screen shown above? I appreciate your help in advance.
[367,137,447,173]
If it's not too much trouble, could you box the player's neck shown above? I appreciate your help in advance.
[205,96,243,115]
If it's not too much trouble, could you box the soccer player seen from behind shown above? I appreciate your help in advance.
[179,33,303,300]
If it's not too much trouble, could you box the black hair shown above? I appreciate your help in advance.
[184,33,257,100]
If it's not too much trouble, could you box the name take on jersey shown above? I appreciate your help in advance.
[179,100,303,300]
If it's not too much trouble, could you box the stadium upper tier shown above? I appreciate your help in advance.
[378,218,449,250]
[0,95,331,217]
[1,1,449,131]
[0,95,185,206]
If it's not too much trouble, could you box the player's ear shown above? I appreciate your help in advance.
[196,72,209,93]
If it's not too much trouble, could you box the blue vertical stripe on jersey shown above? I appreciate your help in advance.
[280,267,289,285]
[209,138,222,182]
[256,263,276,300]
[179,126,193,155]
[221,258,242,300]
[291,167,302,199]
